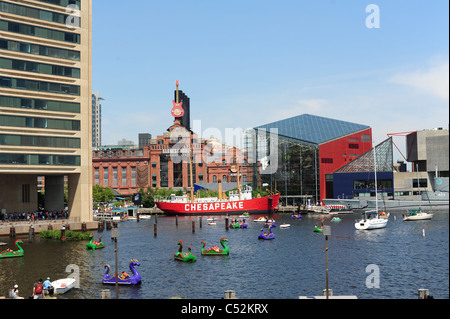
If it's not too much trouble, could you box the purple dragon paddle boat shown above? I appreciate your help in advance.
[102,259,141,285]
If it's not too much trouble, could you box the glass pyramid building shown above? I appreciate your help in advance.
[335,137,393,173]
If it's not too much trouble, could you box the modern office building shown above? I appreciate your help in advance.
[0,0,93,222]
[250,114,372,204]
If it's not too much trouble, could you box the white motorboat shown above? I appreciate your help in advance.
[355,211,388,230]
[403,209,433,221]
[279,223,290,229]
[51,278,76,294]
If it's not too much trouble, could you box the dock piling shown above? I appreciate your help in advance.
[154,223,157,237]
[192,221,195,233]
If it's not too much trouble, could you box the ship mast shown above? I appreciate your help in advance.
[189,135,194,203]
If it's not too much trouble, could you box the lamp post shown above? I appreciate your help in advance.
[323,225,331,299]
[111,227,120,299]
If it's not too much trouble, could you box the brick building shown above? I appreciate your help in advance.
[92,119,253,196]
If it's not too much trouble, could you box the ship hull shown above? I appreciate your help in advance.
[155,194,280,216]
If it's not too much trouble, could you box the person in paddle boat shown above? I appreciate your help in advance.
[119,271,130,280]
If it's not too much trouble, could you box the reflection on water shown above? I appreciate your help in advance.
[0,210,448,299]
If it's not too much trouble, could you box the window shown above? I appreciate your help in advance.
[103,167,108,186]
[113,167,118,187]
[222,175,227,183]
[412,178,427,188]
[94,168,99,185]
[122,167,127,186]
[349,143,359,149]
[131,167,136,186]
[321,158,333,164]
[212,175,217,183]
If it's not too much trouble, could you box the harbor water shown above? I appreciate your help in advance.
[0,210,448,299]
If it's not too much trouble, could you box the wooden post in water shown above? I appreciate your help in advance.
[225,216,229,230]
[9,226,15,238]
[60,225,66,242]
[192,221,195,233]
[154,223,157,237]
[175,215,178,226]
[28,225,33,243]
[199,217,202,228]
[155,214,158,224]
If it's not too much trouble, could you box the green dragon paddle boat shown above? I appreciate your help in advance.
[313,219,325,233]
[86,233,105,250]
[0,239,24,258]
[174,240,196,262]
[201,237,229,255]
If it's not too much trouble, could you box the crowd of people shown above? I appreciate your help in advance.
[1,209,69,223]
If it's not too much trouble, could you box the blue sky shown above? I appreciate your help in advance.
[92,0,449,161]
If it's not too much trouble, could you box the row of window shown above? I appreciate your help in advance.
[0,134,80,148]
[0,114,80,131]
[0,57,80,78]
[0,1,78,26]
[0,153,80,166]
[94,167,137,187]
[35,0,81,9]
[0,76,80,95]
[0,20,80,44]
[0,38,80,61]
[0,95,80,113]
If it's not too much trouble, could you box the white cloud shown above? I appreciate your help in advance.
[389,60,449,102]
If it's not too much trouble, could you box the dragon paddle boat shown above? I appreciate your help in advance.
[0,239,24,258]
[103,259,141,285]
[331,216,342,222]
[240,218,248,229]
[313,219,325,233]
[86,234,105,250]
[201,237,229,255]
[258,225,275,240]
[291,212,302,219]
[230,218,241,229]
[174,240,197,262]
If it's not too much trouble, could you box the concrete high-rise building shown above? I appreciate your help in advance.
[92,91,102,148]
[0,0,93,222]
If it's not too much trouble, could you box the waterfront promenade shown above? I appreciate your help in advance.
[0,219,98,237]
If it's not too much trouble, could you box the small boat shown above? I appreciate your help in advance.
[239,211,250,218]
[208,219,217,225]
[403,208,433,221]
[0,239,24,258]
[230,218,241,229]
[291,212,302,219]
[240,218,248,228]
[51,278,76,294]
[254,216,267,222]
[258,225,275,240]
[331,217,342,222]
[201,237,229,255]
[355,211,388,230]
[264,219,276,228]
[86,234,105,250]
[313,219,325,232]
[103,259,142,285]
[280,223,290,229]
[174,240,196,262]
